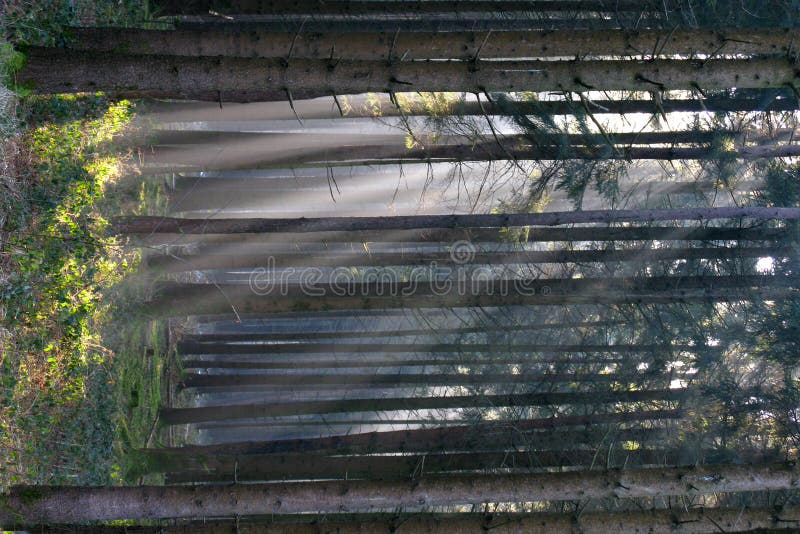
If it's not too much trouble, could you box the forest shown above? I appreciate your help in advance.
[1,0,800,531]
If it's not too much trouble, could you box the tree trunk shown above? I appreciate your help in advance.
[173,17,654,33]
[152,225,789,247]
[147,274,795,317]
[181,355,630,370]
[157,388,689,424]
[143,138,800,172]
[17,505,800,533]
[68,27,798,60]
[22,48,800,102]
[176,341,685,355]
[113,207,800,234]
[179,371,643,389]
[178,319,624,342]
[148,246,791,273]
[145,409,682,455]
[151,0,656,16]
[161,447,690,483]
[165,175,761,202]
[147,427,666,476]
[154,287,791,316]
[142,94,800,122]
[142,130,726,148]
[3,464,796,522]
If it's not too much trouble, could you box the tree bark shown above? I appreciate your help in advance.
[143,142,800,172]
[157,388,689,424]
[3,464,796,523]
[154,225,789,247]
[176,341,685,355]
[16,505,800,533]
[142,94,800,122]
[148,246,791,273]
[178,319,624,342]
[113,207,800,234]
[147,274,796,317]
[151,0,657,16]
[172,17,656,33]
[68,27,798,60]
[22,48,800,102]
[161,447,691,483]
[144,409,682,455]
[181,355,630,370]
[179,371,641,389]
[142,130,725,148]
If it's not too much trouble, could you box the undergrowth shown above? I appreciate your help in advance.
[0,0,163,491]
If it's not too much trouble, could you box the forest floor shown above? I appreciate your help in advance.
[0,0,171,490]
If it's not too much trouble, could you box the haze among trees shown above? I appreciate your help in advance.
[1,0,800,531]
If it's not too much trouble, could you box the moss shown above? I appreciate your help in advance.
[17,487,42,506]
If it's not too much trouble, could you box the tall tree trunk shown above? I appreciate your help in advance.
[173,17,654,33]
[113,207,800,234]
[148,246,791,273]
[147,275,795,317]
[153,225,789,247]
[144,427,666,476]
[21,48,800,102]
[181,355,631,370]
[3,464,796,522]
[69,28,797,60]
[176,341,686,355]
[152,0,656,16]
[164,175,762,203]
[144,409,682,455]
[141,132,800,173]
[142,93,800,122]
[157,388,689,424]
[143,138,800,172]
[19,505,800,533]
[142,130,727,148]
[179,371,646,389]
[161,447,692,483]
[178,319,624,342]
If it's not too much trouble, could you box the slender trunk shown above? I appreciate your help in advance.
[152,225,790,248]
[181,355,630,370]
[113,207,800,234]
[69,27,797,60]
[146,428,665,476]
[3,464,796,522]
[172,17,663,33]
[178,320,625,342]
[152,0,657,16]
[176,341,686,355]
[158,388,689,424]
[165,176,762,201]
[141,94,800,122]
[155,288,791,316]
[179,371,644,389]
[147,275,795,317]
[22,48,800,102]
[144,409,682,456]
[148,246,791,273]
[162,447,691,484]
[143,140,800,171]
[142,130,726,149]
